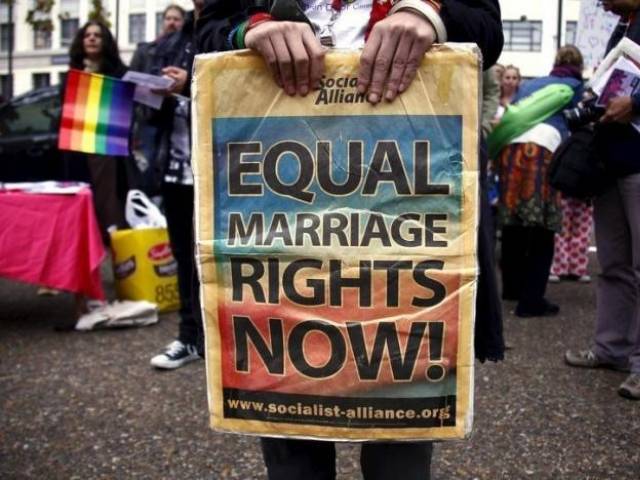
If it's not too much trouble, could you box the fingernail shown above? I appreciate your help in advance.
[357,84,367,94]
[299,85,309,96]
[368,93,379,104]
[398,84,406,93]
[286,86,296,96]
[385,90,395,102]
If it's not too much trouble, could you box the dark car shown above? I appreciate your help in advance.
[0,85,67,182]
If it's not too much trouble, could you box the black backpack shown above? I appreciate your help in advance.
[548,126,610,198]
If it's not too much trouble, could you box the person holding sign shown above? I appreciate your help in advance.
[196,0,504,478]
[565,0,640,401]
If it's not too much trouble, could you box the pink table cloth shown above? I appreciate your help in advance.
[0,188,105,299]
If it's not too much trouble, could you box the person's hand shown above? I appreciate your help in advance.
[245,21,326,96]
[161,66,188,94]
[358,11,437,104]
[600,96,634,124]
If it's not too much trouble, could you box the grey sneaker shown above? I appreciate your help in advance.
[618,374,640,400]
[618,373,640,400]
[564,349,629,372]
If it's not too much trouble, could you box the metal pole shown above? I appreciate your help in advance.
[7,0,14,99]
[557,0,564,50]
[115,0,120,43]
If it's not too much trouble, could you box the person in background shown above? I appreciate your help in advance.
[482,65,501,138]
[65,21,131,243]
[565,0,640,401]
[129,4,187,198]
[483,64,502,234]
[149,0,205,370]
[493,63,505,83]
[549,196,593,283]
[130,5,186,74]
[496,45,584,318]
[197,0,504,479]
[496,64,521,119]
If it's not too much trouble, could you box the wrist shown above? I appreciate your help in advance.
[229,13,274,50]
[389,0,447,42]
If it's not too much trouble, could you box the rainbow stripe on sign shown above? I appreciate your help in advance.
[58,69,135,156]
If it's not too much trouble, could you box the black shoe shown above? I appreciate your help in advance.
[515,300,560,318]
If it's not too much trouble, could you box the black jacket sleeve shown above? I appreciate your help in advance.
[197,0,269,53]
[440,0,503,69]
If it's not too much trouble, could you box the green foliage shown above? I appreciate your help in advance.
[88,0,111,28]
[26,0,54,33]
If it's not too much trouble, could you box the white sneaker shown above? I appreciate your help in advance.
[548,274,561,283]
[150,340,200,369]
[578,275,592,283]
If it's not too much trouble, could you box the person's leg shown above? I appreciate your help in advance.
[260,438,336,480]
[516,227,555,315]
[162,183,199,345]
[570,199,593,278]
[191,248,205,357]
[592,180,636,368]
[360,442,433,480]
[551,197,570,277]
[500,225,524,300]
[618,174,640,374]
[150,183,200,369]
[87,154,127,242]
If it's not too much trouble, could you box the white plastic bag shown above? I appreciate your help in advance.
[125,189,167,229]
[75,300,159,331]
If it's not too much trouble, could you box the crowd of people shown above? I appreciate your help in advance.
[34,0,640,478]
[483,0,639,406]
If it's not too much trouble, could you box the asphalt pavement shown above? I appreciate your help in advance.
[1,254,639,480]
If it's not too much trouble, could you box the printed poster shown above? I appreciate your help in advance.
[576,0,619,74]
[193,47,480,441]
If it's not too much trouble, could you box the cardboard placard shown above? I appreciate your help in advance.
[193,46,480,441]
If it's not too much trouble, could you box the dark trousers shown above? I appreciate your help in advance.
[162,182,202,347]
[593,174,640,372]
[501,225,555,312]
[260,438,432,480]
[87,154,128,244]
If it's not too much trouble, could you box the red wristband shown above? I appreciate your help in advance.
[247,12,273,30]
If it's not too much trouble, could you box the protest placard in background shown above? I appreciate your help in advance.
[192,47,480,441]
[576,0,619,75]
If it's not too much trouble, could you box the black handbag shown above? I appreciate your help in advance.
[548,126,610,198]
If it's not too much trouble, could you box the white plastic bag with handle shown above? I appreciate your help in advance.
[125,189,167,229]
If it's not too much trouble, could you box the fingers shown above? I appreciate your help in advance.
[357,31,382,99]
[270,32,296,95]
[302,27,326,91]
[600,110,614,123]
[398,31,430,93]
[245,21,324,96]
[384,33,413,102]
[285,29,311,95]
[358,12,437,104]
[246,24,283,87]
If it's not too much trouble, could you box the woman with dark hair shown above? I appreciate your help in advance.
[69,21,127,77]
[65,21,131,242]
[496,45,585,317]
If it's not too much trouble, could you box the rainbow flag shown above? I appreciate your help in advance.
[58,69,135,156]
